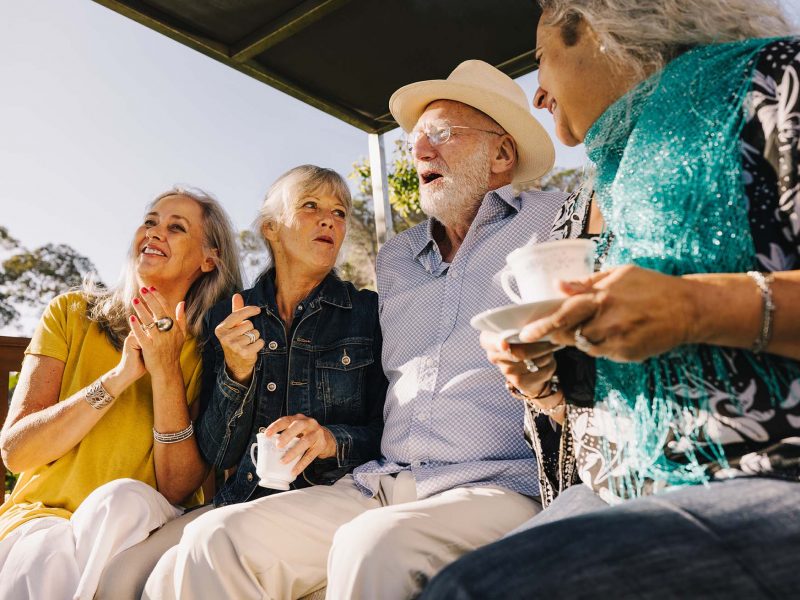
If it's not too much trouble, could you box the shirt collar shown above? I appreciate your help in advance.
[410,184,521,274]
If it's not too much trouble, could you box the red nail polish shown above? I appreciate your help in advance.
[149,286,156,292]
[133,298,140,305]
[141,287,148,294]
[130,315,136,322]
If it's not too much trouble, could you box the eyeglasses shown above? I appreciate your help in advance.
[406,122,503,152]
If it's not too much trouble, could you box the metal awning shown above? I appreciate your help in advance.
[91,0,542,134]
[91,0,543,244]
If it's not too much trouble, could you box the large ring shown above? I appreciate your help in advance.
[243,330,257,344]
[155,317,174,332]
[523,359,539,373]
[574,326,593,352]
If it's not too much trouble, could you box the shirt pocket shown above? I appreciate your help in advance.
[315,341,373,411]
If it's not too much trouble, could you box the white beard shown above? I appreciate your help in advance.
[418,142,492,229]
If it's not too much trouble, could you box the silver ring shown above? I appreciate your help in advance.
[141,321,157,331]
[155,316,174,332]
[243,330,257,344]
[523,359,539,373]
[574,326,593,352]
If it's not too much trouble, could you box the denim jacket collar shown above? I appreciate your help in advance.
[248,269,353,315]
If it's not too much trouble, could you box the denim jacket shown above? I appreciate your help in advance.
[196,270,387,506]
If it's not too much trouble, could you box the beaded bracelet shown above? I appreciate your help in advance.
[505,376,565,416]
[153,422,194,444]
[84,380,115,410]
[746,271,775,354]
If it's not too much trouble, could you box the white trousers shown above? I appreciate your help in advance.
[144,473,540,600]
[0,478,181,600]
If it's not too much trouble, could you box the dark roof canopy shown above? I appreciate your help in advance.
[92,0,543,133]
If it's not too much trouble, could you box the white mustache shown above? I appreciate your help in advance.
[416,161,450,177]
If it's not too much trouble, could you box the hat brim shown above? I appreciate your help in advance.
[390,80,555,184]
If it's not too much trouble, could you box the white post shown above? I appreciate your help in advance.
[368,132,394,247]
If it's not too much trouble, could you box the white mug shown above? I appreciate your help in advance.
[500,239,595,304]
[250,431,301,490]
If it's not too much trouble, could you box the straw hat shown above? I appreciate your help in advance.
[389,60,555,184]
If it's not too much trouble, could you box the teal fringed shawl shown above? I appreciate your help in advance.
[584,37,798,498]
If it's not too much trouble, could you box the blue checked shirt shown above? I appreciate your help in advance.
[353,184,568,499]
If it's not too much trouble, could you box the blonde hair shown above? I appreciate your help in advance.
[538,0,794,79]
[253,165,351,270]
[86,187,242,348]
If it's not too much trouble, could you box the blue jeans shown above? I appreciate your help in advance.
[420,478,800,599]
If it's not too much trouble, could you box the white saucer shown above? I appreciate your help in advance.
[470,298,564,343]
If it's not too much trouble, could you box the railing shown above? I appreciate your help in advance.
[0,336,30,476]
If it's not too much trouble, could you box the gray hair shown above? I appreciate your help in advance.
[538,0,795,79]
[253,165,352,270]
[86,187,243,348]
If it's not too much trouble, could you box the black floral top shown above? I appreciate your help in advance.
[530,39,800,506]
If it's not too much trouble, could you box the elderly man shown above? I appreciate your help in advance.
[144,60,567,600]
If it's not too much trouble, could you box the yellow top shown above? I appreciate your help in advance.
[0,292,203,540]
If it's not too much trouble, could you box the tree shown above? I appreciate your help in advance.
[0,229,100,331]
[350,140,426,234]
[535,166,585,194]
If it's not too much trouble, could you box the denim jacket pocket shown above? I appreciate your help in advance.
[315,342,373,409]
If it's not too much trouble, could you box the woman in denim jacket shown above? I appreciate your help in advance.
[101,166,386,598]
[198,164,387,506]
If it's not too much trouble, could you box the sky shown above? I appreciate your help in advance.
[0,0,585,294]
[2,0,799,318]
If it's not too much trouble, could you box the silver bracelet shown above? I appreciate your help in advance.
[85,380,115,410]
[746,271,775,354]
[153,422,194,444]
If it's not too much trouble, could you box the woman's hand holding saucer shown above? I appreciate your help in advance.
[480,331,564,420]
[518,265,694,362]
[215,293,264,384]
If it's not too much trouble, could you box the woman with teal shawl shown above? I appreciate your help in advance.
[422,0,800,597]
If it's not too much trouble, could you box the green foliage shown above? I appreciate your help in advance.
[350,140,426,233]
[6,374,19,494]
[535,166,584,194]
[0,229,100,329]
[5,470,17,496]
[338,196,378,290]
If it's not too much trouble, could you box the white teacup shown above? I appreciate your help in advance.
[250,431,301,490]
[500,239,595,304]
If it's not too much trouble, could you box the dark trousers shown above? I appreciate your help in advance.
[420,478,800,599]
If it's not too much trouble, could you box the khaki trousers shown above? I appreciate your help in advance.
[94,504,213,600]
[143,473,540,600]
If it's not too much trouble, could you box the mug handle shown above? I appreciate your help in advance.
[500,270,523,304]
[250,442,258,467]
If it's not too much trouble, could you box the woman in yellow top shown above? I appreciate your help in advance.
[0,188,241,599]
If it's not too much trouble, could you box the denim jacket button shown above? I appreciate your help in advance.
[268,341,278,350]
[247,472,254,482]
[341,355,351,366]
[267,382,277,392]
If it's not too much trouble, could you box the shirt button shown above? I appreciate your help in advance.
[341,355,351,366]
[297,305,304,312]
[246,472,253,482]
[266,382,277,392]
[268,341,278,350]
